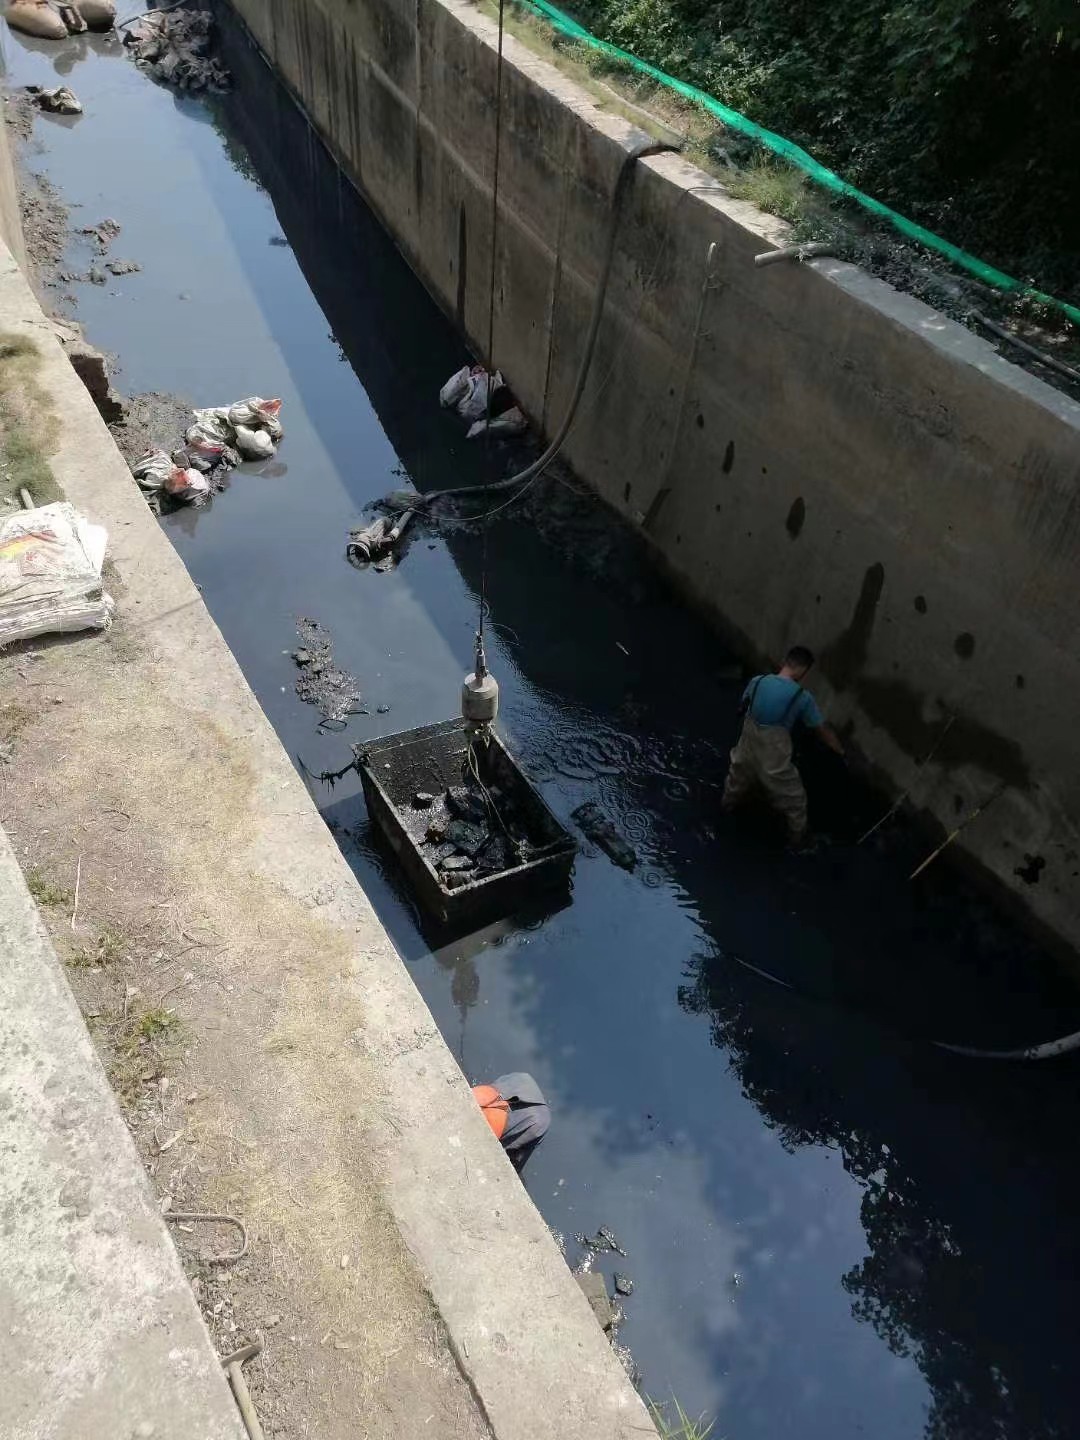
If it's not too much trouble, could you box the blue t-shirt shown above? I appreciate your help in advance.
[742,674,823,731]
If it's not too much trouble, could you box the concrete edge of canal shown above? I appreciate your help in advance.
[0,147,656,1440]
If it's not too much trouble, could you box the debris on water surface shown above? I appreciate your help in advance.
[571,801,637,870]
[613,1273,634,1297]
[26,85,83,115]
[575,1226,627,1257]
[293,618,363,725]
[105,258,141,276]
[123,8,231,93]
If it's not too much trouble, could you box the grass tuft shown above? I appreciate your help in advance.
[25,865,73,909]
[648,1396,717,1440]
[0,331,63,509]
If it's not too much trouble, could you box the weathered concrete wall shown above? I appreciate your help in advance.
[0,43,28,268]
[227,0,1080,957]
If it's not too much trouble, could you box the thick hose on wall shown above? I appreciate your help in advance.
[401,137,676,514]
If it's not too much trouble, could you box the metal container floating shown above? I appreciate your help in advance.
[357,718,576,925]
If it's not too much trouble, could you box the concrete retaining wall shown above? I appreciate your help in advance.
[0,41,27,268]
[226,0,1080,958]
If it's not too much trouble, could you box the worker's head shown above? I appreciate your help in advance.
[781,645,815,680]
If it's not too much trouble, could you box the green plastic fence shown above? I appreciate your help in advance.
[517,0,1080,327]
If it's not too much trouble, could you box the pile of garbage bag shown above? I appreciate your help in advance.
[0,501,113,645]
[131,396,283,508]
[5,0,115,40]
[439,364,527,440]
[122,7,230,93]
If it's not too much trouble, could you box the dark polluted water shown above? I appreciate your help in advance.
[6,12,1080,1437]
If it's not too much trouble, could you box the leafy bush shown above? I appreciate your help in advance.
[567,0,1080,299]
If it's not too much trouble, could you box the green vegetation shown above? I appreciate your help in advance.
[107,1002,181,1103]
[25,865,73,908]
[0,332,62,508]
[560,0,1080,304]
[648,1397,716,1440]
[68,925,128,968]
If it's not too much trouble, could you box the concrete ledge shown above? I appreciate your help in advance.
[0,220,654,1435]
[0,824,246,1440]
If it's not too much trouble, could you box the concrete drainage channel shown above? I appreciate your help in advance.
[0,13,657,1440]
[4,7,1080,1440]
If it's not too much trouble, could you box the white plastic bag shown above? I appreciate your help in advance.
[191,407,233,443]
[227,396,282,434]
[162,466,209,503]
[233,425,275,461]
[131,449,173,491]
[439,365,471,410]
[0,502,113,645]
[466,405,527,440]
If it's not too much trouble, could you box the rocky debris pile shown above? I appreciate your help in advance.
[413,778,529,890]
[129,396,284,509]
[5,0,115,39]
[122,8,230,93]
[292,618,363,727]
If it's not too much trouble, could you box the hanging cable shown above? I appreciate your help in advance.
[396,136,676,519]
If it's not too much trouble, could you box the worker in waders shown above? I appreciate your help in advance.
[721,645,844,846]
[472,1072,550,1173]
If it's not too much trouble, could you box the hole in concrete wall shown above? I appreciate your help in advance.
[785,497,805,539]
[1015,674,1025,689]
[623,482,631,503]
[914,595,927,614]
[676,534,682,545]
[815,594,821,604]
[696,413,705,429]
[954,794,964,814]
[954,632,976,659]
[761,465,768,475]
[722,440,734,474]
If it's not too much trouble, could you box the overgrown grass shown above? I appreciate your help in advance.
[0,332,62,509]
[25,864,73,909]
[648,1397,716,1440]
[724,157,809,226]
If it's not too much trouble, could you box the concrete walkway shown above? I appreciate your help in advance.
[0,824,246,1440]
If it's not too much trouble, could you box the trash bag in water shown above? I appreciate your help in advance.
[466,406,527,440]
[233,424,275,461]
[75,0,115,29]
[131,449,174,492]
[26,85,83,115]
[439,364,504,422]
[5,2,68,39]
[162,465,209,504]
[227,396,283,439]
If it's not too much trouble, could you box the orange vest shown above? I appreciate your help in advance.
[472,1084,509,1140]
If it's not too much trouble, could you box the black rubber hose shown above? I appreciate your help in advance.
[406,137,676,511]
[723,950,1080,1063]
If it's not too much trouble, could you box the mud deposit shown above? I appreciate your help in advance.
[6,9,1080,1440]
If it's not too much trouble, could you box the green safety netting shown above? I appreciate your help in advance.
[516,0,1080,327]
